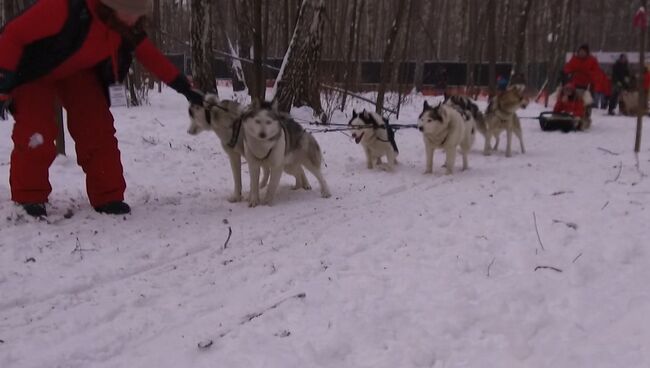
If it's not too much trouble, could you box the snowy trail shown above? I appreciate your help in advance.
[1,89,649,367]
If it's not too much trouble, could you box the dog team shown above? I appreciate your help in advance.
[187,87,529,207]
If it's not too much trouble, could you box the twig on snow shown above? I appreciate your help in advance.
[70,237,97,261]
[597,147,620,156]
[601,201,610,210]
[552,219,578,230]
[606,161,623,183]
[487,257,496,277]
[534,265,563,273]
[533,212,546,251]
[141,136,158,145]
[223,226,232,249]
[198,292,306,350]
[572,253,583,263]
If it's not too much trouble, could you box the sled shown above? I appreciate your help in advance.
[538,111,581,133]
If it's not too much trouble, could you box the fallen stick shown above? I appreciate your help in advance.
[534,265,563,273]
[533,212,546,251]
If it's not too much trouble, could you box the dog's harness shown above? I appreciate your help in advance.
[202,99,243,149]
[227,117,243,149]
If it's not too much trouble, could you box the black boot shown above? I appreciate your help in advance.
[21,203,47,218]
[94,201,131,215]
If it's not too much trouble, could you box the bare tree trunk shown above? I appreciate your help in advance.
[636,3,647,153]
[151,0,162,92]
[252,0,265,102]
[375,0,407,115]
[191,0,216,93]
[274,0,326,115]
[487,0,497,96]
[340,0,360,109]
[513,0,534,75]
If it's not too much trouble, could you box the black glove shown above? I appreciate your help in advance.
[0,95,11,120]
[184,88,205,106]
[169,75,205,106]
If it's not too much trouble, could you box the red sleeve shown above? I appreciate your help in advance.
[134,38,181,84]
[563,57,578,74]
[0,0,68,71]
[644,73,650,90]
[553,100,566,113]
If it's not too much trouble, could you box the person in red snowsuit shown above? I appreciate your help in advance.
[554,83,585,118]
[0,0,204,217]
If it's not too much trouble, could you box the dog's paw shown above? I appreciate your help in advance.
[483,150,492,156]
[505,152,512,158]
[379,164,394,172]
[321,190,332,198]
[248,198,259,208]
[445,169,454,175]
[423,169,433,175]
[227,194,242,203]
[303,183,312,190]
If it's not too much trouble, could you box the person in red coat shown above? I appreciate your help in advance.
[0,0,204,217]
[594,68,612,109]
[563,44,601,90]
[554,83,585,119]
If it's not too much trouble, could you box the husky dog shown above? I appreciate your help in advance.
[347,109,399,171]
[483,87,529,157]
[241,101,331,207]
[418,101,475,175]
[187,94,276,203]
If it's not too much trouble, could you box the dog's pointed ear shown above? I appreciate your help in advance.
[352,109,358,118]
[423,100,430,110]
[271,99,280,112]
[438,105,448,120]
[443,92,450,102]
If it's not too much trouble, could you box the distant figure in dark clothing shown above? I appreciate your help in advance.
[434,67,448,91]
[496,75,508,91]
[609,54,631,115]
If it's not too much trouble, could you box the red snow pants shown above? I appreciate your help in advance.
[9,69,126,207]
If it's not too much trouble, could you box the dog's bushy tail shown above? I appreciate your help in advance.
[306,134,323,167]
[474,114,487,137]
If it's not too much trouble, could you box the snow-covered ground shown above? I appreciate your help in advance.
[1,88,649,368]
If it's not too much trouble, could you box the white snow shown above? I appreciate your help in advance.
[28,133,44,149]
[1,87,649,368]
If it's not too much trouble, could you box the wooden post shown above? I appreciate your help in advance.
[635,3,647,153]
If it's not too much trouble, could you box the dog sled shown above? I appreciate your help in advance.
[538,111,581,133]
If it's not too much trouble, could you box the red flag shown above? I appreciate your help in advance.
[634,7,648,29]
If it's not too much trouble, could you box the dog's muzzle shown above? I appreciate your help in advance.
[418,126,424,132]
[353,132,364,144]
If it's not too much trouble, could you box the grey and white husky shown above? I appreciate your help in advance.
[483,87,528,157]
[418,101,475,175]
[187,94,272,203]
[241,101,331,207]
[347,109,399,171]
